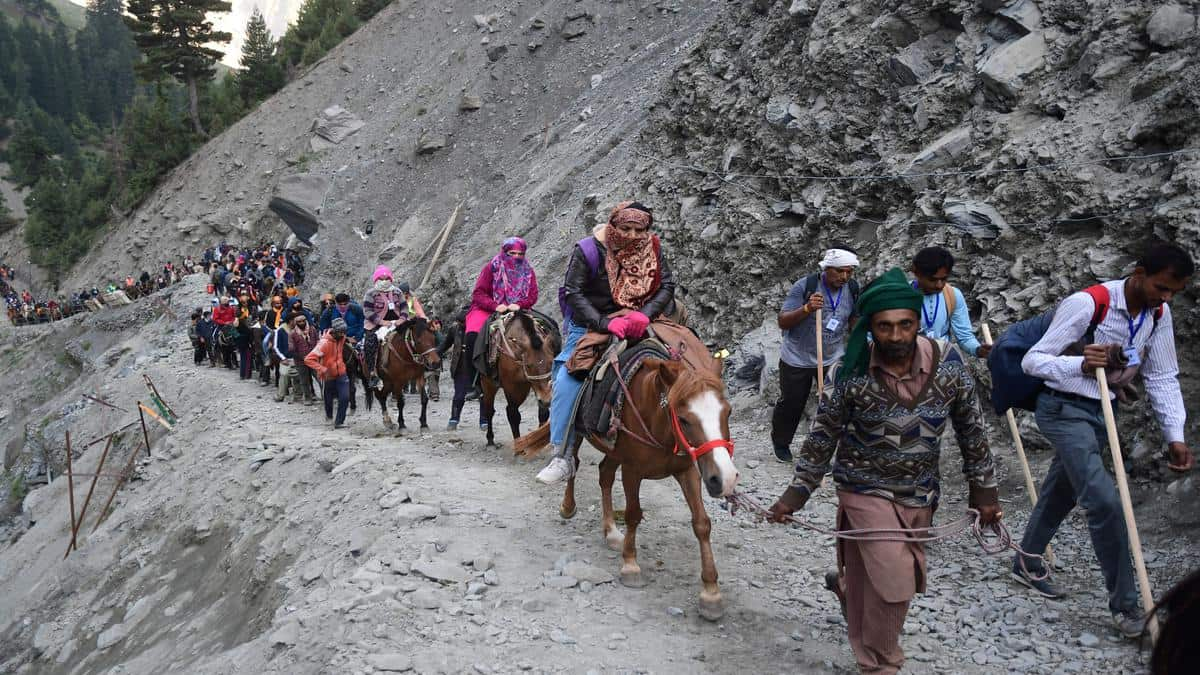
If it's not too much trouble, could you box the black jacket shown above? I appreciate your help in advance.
[563,236,676,332]
[437,321,467,377]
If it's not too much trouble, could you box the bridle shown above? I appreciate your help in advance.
[495,313,553,382]
[608,352,735,462]
[396,325,439,369]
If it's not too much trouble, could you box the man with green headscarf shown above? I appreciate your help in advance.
[768,268,1002,675]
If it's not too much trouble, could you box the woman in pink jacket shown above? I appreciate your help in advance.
[452,237,539,429]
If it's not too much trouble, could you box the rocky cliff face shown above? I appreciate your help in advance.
[638,0,1200,452]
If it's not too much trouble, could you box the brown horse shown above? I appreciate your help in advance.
[514,352,739,621]
[479,312,560,447]
[373,318,441,432]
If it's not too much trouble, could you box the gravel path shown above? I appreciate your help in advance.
[3,282,1196,675]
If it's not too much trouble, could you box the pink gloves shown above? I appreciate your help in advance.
[607,317,632,339]
[625,311,650,338]
[606,312,650,340]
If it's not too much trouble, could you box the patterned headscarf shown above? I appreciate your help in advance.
[489,237,535,305]
[603,201,660,309]
[838,268,924,382]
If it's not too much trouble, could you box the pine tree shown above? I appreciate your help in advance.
[124,0,233,137]
[237,7,283,104]
[78,0,139,125]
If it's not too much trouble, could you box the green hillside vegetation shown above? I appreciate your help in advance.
[0,0,393,283]
[0,0,85,32]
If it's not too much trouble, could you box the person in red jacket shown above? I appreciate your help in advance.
[212,296,237,326]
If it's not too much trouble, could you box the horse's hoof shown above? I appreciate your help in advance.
[619,568,646,588]
[698,593,724,622]
[559,505,577,520]
[605,529,624,551]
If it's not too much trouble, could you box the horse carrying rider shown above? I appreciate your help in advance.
[767,268,1001,675]
[362,266,426,390]
[461,236,540,428]
[537,201,676,484]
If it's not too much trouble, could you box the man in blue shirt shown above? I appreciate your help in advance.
[319,293,366,345]
[909,247,990,358]
[772,245,860,463]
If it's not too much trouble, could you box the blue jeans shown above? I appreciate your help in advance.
[324,374,350,425]
[1017,391,1139,614]
[549,320,589,450]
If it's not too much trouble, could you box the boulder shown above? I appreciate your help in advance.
[416,132,448,154]
[905,127,972,175]
[412,558,471,584]
[368,654,414,672]
[174,219,201,234]
[269,173,330,245]
[459,93,483,111]
[394,503,440,524]
[788,0,812,18]
[1147,4,1196,48]
[765,94,795,126]
[942,198,1009,239]
[96,623,128,650]
[888,44,933,86]
[312,105,365,145]
[978,32,1046,101]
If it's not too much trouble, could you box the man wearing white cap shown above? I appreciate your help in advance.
[772,244,861,463]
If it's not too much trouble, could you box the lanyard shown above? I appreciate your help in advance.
[911,281,939,330]
[821,276,844,314]
[1127,310,1147,346]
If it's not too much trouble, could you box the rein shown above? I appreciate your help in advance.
[607,351,734,462]
[724,491,1048,580]
[394,328,437,369]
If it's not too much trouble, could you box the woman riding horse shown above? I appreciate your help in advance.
[461,237,540,432]
[536,201,676,484]
[362,265,426,391]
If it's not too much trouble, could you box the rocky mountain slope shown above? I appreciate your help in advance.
[3,1,1200,672]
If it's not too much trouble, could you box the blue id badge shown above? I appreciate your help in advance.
[1123,345,1141,367]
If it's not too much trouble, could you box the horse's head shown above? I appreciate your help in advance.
[402,318,441,370]
[505,312,556,403]
[643,358,739,498]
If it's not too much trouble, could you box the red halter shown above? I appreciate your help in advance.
[668,406,735,462]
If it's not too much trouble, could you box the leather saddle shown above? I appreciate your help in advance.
[573,337,671,445]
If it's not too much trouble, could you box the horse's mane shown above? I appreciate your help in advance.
[513,312,544,351]
[665,363,725,408]
[400,317,429,340]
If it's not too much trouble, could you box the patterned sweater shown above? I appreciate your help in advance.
[790,339,998,509]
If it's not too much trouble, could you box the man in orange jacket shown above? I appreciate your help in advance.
[305,318,350,428]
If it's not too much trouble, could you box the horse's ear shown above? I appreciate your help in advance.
[644,358,685,388]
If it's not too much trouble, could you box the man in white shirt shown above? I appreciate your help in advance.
[1012,242,1194,638]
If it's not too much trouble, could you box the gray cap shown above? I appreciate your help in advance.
[395,281,411,294]
[331,318,348,333]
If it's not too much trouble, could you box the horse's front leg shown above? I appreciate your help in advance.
[378,390,394,428]
[675,467,722,621]
[537,400,549,426]
[560,437,583,520]
[599,454,622,548]
[619,470,646,588]
[505,400,522,440]
[418,374,429,429]
[396,385,407,433]
[481,380,498,447]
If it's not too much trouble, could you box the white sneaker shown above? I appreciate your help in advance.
[536,456,575,485]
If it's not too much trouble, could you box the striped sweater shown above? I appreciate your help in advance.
[790,338,998,508]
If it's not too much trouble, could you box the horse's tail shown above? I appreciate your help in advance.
[513,422,551,457]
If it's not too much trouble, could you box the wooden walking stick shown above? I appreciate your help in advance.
[1095,367,1160,639]
[814,307,824,396]
[981,323,1054,566]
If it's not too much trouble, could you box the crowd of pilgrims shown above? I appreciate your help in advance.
[3,258,194,325]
